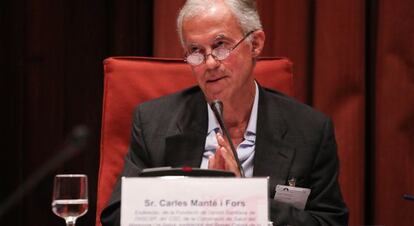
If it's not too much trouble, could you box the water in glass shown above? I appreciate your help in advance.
[52,174,88,226]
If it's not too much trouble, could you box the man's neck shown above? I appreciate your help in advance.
[222,81,256,129]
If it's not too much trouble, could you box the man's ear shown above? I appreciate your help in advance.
[251,30,266,57]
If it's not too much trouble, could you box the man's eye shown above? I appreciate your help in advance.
[188,46,201,53]
[213,41,225,48]
[213,40,231,49]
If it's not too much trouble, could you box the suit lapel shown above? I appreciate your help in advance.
[165,90,207,168]
[253,86,296,196]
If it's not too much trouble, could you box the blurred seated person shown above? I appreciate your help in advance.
[101,0,348,225]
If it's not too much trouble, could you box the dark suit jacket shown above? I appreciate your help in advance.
[101,85,348,226]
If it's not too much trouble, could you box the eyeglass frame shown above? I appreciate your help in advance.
[183,30,256,66]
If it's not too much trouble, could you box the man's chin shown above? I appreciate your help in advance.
[204,91,227,103]
[201,84,234,102]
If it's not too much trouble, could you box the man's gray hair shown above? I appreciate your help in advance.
[177,0,263,46]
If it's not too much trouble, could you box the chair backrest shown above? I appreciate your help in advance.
[96,56,294,226]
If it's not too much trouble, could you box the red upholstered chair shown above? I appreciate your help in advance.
[96,56,294,226]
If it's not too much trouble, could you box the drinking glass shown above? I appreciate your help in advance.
[52,174,88,226]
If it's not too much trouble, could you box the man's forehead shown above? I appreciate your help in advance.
[184,32,235,47]
[182,20,244,44]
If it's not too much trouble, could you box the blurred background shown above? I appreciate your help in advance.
[1,0,413,225]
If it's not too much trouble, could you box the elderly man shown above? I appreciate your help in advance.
[101,0,348,225]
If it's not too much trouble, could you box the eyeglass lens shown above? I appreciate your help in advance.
[185,30,255,66]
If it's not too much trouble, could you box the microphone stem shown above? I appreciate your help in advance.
[218,122,245,178]
[210,100,245,177]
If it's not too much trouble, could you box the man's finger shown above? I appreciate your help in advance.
[208,155,216,169]
[219,146,241,177]
[208,147,225,169]
[215,147,225,168]
[216,133,233,157]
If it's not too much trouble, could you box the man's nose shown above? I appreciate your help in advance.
[205,53,219,69]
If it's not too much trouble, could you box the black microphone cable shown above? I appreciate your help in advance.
[0,125,90,219]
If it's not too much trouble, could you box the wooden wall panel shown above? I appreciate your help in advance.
[374,0,414,224]
[257,0,313,103]
[312,1,366,224]
[153,0,185,57]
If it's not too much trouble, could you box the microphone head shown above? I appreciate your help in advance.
[210,100,223,116]
[68,125,90,149]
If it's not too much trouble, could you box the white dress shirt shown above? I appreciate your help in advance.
[200,82,259,177]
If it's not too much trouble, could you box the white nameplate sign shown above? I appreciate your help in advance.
[121,177,269,226]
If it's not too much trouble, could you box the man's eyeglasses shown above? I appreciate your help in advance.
[184,30,256,66]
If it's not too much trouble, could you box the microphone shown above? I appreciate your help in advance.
[0,125,90,219]
[210,100,245,177]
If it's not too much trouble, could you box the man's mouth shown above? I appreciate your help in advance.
[207,77,225,83]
